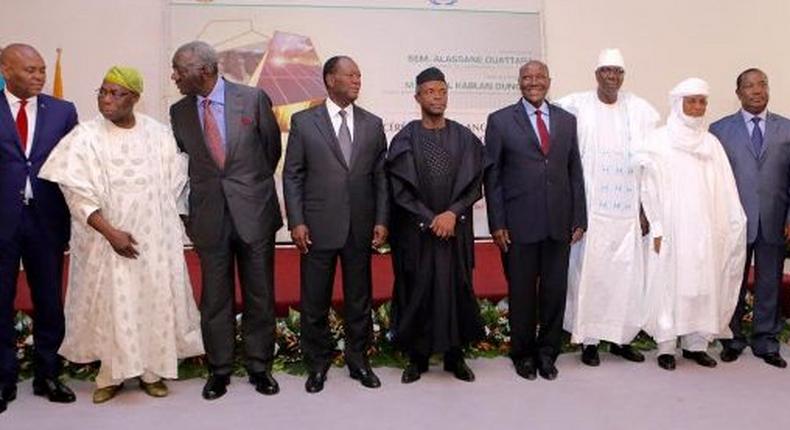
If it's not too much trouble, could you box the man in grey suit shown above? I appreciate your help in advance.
[484,60,587,381]
[170,41,283,399]
[283,56,388,393]
[710,68,790,368]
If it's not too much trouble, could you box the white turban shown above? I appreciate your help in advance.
[667,77,711,156]
[596,48,625,70]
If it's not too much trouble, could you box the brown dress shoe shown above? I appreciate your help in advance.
[140,379,169,397]
[93,384,123,404]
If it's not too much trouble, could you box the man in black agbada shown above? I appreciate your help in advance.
[387,67,486,384]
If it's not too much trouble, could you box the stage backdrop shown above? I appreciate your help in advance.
[167,0,543,241]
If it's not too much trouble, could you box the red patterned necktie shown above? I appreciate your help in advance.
[16,99,28,153]
[202,99,225,168]
[535,109,550,155]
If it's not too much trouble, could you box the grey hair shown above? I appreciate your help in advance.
[174,41,219,75]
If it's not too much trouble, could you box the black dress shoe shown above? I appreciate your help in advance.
[32,378,76,403]
[249,371,280,395]
[202,374,230,400]
[401,361,422,384]
[349,365,381,388]
[0,385,17,403]
[657,354,676,370]
[305,370,327,393]
[719,347,742,363]
[581,345,600,367]
[538,361,558,381]
[682,350,717,368]
[444,358,475,382]
[609,344,645,363]
[514,358,537,380]
[756,352,788,369]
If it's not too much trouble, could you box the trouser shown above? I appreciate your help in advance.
[96,368,161,389]
[657,332,709,355]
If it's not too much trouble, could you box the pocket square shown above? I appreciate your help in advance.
[241,116,254,126]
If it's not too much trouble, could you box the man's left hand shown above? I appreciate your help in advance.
[431,211,457,239]
[570,227,585,244]
[372,225,389,248]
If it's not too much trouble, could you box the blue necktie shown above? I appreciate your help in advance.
[751,117,763,155]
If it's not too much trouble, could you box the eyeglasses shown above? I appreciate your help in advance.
[96,87,133,100]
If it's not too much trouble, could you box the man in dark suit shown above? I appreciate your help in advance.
[283,56,388,393]
[0,43,77,413]
[484,60,587,381]
[170,41,282,400]
[710,68,790,368]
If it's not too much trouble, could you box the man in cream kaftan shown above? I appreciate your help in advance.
[557,49,659,366]
[39,67,203,401]
[636,78,746,370]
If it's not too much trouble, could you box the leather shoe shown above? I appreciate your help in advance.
[349,365,381,388]
[0,385,16,414]
[202,374,230,400]
[609,344,645,362]
[514,358,537,380]
[305,370,327,393]
[756,352,788,369]
[581,345,600,367]
[401,361,423,384]
[249,371,280,395]
[32,377,76,403]
[93,384,123,404]
[140,379,168,398]
[657,354,676,370]
[719,347,742,363]
[538,361,558,380]
[444,358,475,382]
[682,350,717,368]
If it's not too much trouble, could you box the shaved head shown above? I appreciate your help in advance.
[0,43,46,99]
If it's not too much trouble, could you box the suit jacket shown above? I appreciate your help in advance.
[710,111,790,245]
[484,99,586,244]
[170,79,283,248]
[0,92,77,245]
[283,102,388,250]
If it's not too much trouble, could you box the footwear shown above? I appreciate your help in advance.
[609,344,645,363]
[0,385,16,414]
[305,370,327,393]
[32,377,76,403]
[401,361,422,384]
[537,361,558,381]
[682,350,717,368]
[514,358,537,380]
[249,371,280,395]
[719,347,742,363]
[140,379,168,398]
[202,374,230,400]
[349,365,381,389]
[756,352,788,369]
[657,354,676,371]
[93,384,123,404]
[444,358,475,382]
[581,345,600,367]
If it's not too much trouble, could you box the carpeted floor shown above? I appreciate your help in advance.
[3,345,790,429]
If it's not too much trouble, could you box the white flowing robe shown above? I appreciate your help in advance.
[39,114,203,381]
[636,126,746,343]
[557,91,659,344]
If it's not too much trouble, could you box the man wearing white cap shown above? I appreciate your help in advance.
[636,78,746,370]
[556,49,659,366]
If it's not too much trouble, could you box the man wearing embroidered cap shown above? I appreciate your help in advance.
[636,78,746,371]
[556,49,659,367]
[40,66,204,403]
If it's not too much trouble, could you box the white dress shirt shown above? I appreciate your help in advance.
[325,97,354,141]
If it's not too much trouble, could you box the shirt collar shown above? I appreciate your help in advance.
[522,98,549,117]
[325,97,353,118]
[740,108,766,123]
[4,87,38,107]
[198,77,225,106]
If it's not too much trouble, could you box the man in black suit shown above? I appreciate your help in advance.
[283,56,388,393]
[484,60,587,381]
[170,41,282,400]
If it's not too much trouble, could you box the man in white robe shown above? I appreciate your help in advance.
[637,78,746,371]
[557,49,659,366]
[39,67,203,402]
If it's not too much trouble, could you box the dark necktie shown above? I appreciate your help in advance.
[16,99,28,153]
[535,109,551,155]
[751,117,763,155]
[202,99,225,168]
[338,109,352,165]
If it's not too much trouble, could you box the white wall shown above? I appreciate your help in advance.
[2,0,789,121]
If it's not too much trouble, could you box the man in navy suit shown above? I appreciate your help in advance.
[484,60,587,381]
[0,43,78,413]
[710,68,790,368]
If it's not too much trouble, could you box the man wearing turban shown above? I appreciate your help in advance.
[40,66,204,402]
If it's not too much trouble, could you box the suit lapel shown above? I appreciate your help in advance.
[313,103,348,170]
[762,112,779,160]
[511,100,542,156]
[224,80,243,165]
[0,93,25,159]
[349,105,365,170]
[29,96,47,160]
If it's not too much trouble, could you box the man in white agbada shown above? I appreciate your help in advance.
[556,49,659,366]
[637,78,746,371]
[39,66,203,402]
